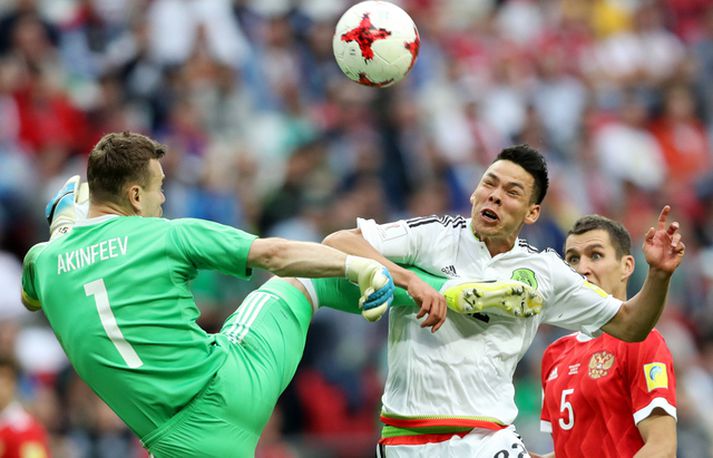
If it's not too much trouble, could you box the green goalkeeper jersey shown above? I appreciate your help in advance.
[21,215,257,438]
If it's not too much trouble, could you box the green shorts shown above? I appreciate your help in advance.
[143,278,313,457]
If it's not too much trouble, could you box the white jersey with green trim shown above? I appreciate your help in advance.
[358,215,622,426]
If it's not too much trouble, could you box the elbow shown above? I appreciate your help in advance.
[643,441,676,458]
[614,320,649,342]
[21,291,41,312]
[252,237,291,274]
[607,304,652,342]
[322,228,360,249]
[625,331,648,343]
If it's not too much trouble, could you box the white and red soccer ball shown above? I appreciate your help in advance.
[332,1,420,88]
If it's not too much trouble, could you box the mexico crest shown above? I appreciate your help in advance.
[511,268,537,289]
[588,351,615,379]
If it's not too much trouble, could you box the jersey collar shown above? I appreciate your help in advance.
[74,214,120,227]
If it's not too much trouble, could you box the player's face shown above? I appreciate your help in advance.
[564,229,633,299]
[140,159,166,217]
[470,160,540,243]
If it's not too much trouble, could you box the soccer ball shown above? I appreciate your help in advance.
[332,1,420,88]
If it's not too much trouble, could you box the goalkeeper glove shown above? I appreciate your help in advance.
[345,256,395,322]
[45,175,89,240]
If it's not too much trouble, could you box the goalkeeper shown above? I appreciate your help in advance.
[21,132,399,457]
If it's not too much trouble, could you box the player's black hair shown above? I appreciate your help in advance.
[495,144,549,204]
[88,131,166,205]
[567,215,632,258]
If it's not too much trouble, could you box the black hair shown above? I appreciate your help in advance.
[495,144,549,204]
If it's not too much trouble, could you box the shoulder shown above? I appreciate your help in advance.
[168,217,236,230]
[646,328,666,342]
[532,245,583,279]
[167,217,223,234]
[510,240,573,280]
[406,214,468,228]
[513,239,567,265]
[545,332,579,353]
[167,217,258,244]
[363,214,468,240]
[516,238,541,254]
[400,215,469,236]
[613,328,667,349]
[539,246,571,268]
[23,242,50,265]
[542,333,577,372]
[636,328,670,349]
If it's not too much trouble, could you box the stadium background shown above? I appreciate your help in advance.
[0,0,712,456]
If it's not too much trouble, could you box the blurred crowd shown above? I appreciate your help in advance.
[0,0,712,456]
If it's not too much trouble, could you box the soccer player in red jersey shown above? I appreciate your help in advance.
[535,215,677,457]
[0,357,50,458]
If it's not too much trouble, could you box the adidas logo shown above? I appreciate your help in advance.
[547,367,558,381]
[441,265,459,277]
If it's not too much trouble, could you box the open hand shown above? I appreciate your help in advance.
[642,206,685,274]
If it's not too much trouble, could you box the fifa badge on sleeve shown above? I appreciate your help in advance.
[643,362,668,391]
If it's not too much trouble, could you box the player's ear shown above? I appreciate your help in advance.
[621,254,635,281]
[524,203,540,225]
[127,184,142,215]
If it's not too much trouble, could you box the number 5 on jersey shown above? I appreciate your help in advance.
[559,388,575,430]
[84,279,143,368]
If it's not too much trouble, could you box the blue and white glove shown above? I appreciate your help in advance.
[345,256,395,322]
[45,175,89,240]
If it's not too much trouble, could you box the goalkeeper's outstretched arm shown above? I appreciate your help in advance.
[311,265,543,319]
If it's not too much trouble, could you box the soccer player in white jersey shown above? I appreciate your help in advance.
[323,144,686,457]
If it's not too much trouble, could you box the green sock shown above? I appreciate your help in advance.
[310,266,447,314]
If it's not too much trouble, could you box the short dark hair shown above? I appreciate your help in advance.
[88,131,166,205]
[495,144,549,204]
[567,215,632,258]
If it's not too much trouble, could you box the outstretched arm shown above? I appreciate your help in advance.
[248,237,355,278]
[323,228,447,332]
[602,206,685,341]
[247,237,394,321]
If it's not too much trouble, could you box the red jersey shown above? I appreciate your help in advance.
[0,402,50,458]
[540,330,676,457]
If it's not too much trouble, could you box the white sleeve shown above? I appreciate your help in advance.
[542,253,622,336]
[357,217,421,263]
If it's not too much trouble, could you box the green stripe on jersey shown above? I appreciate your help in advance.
[381,424,473,438]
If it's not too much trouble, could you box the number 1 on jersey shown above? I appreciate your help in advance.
[84,279,143,368]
